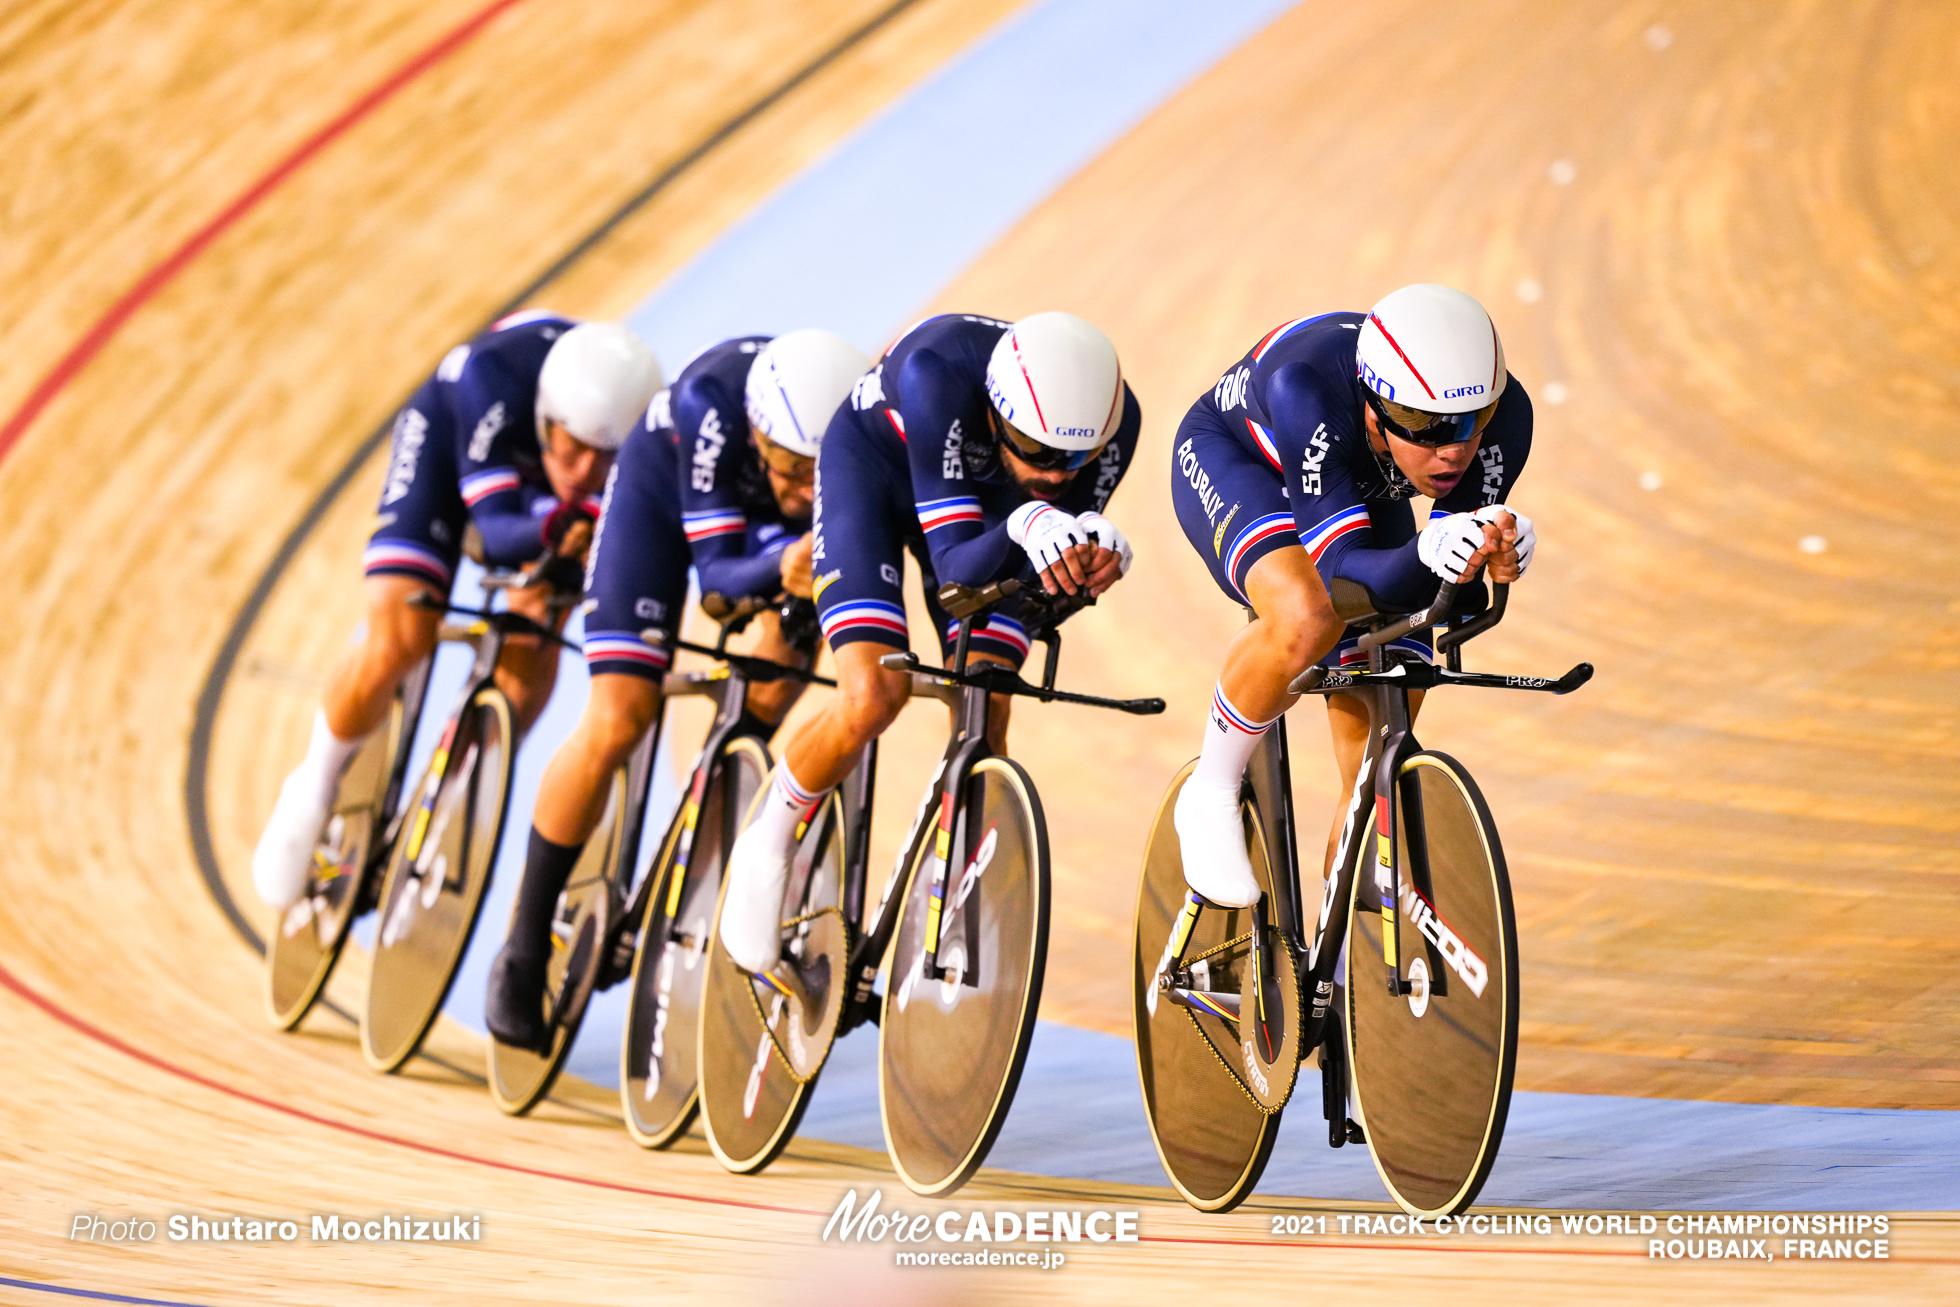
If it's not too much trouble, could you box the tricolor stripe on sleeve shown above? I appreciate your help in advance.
[917,496,984,533]
[461,468,522,506]
[1301,506,1371,561]
[819,599,908,643]
[584,631,672,672]
[682,508,747,543]
[362,541,451,587]
[944,613,1030,661]
[1225,513,1297,598]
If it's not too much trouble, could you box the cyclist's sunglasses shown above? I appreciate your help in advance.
[754,432,815,482]
[991,408,1108,472]
[1362,385,1499,448]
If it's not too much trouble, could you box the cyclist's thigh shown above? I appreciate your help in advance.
[1169,399,1295,606]
[812,408,913,655]
[583,427,688,681]
[365,381,466,594]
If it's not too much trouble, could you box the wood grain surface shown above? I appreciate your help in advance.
[2,0,1955,1302]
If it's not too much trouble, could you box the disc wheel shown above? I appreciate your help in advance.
[361,687,514,1073]
[1133,761,1288,1212]
[487,775,625,1115]
[697,777,851,1174]
[1346,750,1518,1217]
[264,673,418,1030]
[621,736,768,1148]
[879,757,1049,1197]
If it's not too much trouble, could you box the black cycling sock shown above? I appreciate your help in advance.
[505,828,584,964]
[734,708,780,743]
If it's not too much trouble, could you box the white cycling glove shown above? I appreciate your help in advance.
[1417,512,1487,582]
[1472,504,1536,576]
[1006,502,1092,574]
[1075,511,1134,577]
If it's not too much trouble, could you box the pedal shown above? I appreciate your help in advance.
[1345,1119,1366,1145]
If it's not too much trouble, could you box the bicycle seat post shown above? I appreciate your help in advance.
[950,612,975,677]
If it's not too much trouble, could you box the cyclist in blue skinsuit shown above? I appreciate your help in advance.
[717,311,1143,975]
[485,330,868,1049]
[252,313,663,913]
[1168,285,1540,907]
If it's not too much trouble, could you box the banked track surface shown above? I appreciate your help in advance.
[3,1,1959,1303]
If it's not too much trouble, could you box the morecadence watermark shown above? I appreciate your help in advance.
[821,1189,1138,1271]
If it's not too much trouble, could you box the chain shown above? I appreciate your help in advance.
[1166,929,1287,1116]
[741,906,847,1085]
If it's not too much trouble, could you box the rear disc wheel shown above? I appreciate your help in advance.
[697,777,851,1174]
[1133,761,1286,1212]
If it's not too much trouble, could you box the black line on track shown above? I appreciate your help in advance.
[182,0,925,1028]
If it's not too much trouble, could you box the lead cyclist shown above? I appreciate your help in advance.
[1168,284,1539,904]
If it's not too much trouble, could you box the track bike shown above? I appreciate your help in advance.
[696,578,1163,1194]
[1134,577,1591,1216]
[358,566,576,1073]
[488,596,831,1121]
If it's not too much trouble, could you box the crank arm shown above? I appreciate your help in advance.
[1163,987,1242,1021]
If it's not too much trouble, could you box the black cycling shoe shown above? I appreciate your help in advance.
[485,948,550,1052]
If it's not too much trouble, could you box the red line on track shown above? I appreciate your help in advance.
[0,960,810,1219]
[0,0,536,466]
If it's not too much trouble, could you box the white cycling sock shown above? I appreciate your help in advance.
[1190,682,1278,796]
[750,763,827,855]
[298,710,365,807]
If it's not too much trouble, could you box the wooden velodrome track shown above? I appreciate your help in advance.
[3,0,1956,1301]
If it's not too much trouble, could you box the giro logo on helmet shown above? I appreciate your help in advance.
[1442,385,1486,399]
[1357,359,1396,400]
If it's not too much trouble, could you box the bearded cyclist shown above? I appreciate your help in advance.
[1169,284,1537,907]
[485,329,867,1049]
[717,311,1142,975]
[251,313,663,912]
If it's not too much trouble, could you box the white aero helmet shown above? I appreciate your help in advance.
[535,322,664,451]
[984,311,1124,471]
[1354,284,1507,446]
[743,329,870,458]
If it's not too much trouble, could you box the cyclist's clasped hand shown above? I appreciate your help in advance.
[779,533,815,599]
[1008,502,1131,598]
[542,499,598,560]
[1419,506,1537,585]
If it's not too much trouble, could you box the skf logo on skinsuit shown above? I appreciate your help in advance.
[381,408,429,506]
[692,408,725,493]
[1479,445,1504,505]
[1176,437,1224,523]
[1300,423,1331,497]
[468,401,506,463]
[1443,384,1486,400]
[1214,365,1250,412]
[942,419,965,481]
[1091,441,1122,510]
[1357,360,1394,401]
[1213,502,1240,557]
